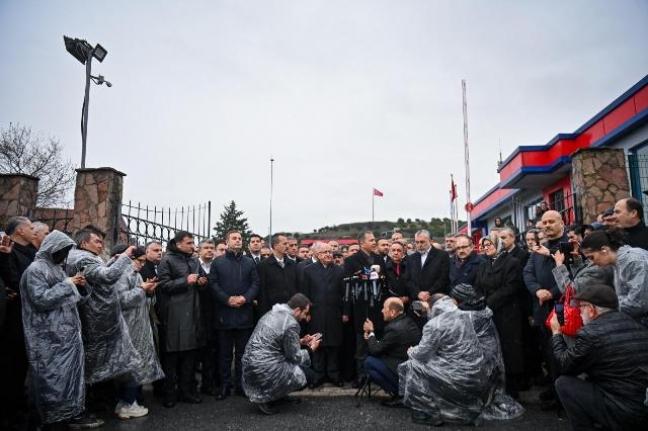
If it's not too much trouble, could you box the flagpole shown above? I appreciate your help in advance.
[269,156,274,243]
[462,80,473,236]
[372,189,375,223]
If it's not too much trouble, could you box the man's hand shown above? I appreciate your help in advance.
[124,245,137,258]
[197,276,207,286]
[363,332,370,340]
[234,295,246,306]
[300,334,314,346]
[551,250,565,267]
[141,280,157,292]
[532,244,551,257]
[549,313,562,335]
[570,240,581,256]
[187,274,198,284]
[407,346,414,356]
[69,273,86,287]
[536,288,553,305]
[418,291,431,302]
[342,315,349,323]
[363,318,374,332]
[227,296,240,307]
[308,338,322,352]
[5,287,18,301]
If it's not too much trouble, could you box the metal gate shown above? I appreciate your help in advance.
[628,152,648,222]
[121,201,212,247]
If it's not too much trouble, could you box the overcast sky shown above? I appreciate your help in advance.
[1,1,647,235]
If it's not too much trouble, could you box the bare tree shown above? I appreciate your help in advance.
[0,123,76,207]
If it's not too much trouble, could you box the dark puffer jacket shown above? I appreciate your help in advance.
[367,313,422,374]
[157,240,207,352]
[552,311,648,420]
[209,250,259,330]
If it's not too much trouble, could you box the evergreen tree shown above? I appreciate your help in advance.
[213,200,253,244]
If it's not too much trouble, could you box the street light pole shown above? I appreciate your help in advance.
[81,53,93,169]
[269,157,274,242]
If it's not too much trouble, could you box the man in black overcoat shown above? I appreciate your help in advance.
[256,234,298,317]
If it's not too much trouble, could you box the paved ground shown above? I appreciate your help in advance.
[101,384,570,430]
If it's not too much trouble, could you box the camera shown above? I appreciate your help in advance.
[412,301,426,314]
[558,242,574,254]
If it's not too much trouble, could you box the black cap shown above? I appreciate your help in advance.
[132,246,146,259]
[574,284,618,309]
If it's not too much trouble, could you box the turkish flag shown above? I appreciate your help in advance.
[450,179,458,201]
[373,188,384,197]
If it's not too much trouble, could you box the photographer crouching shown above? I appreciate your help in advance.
[241,293,321,415]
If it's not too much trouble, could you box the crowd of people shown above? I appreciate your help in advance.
[1,195,648,430]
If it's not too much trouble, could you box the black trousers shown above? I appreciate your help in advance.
[218,328,251,390]
[197,330,220,392]
[0,333,28,425]
[163,349,197,398]
[355,333,368,377]
[312,347,340,382]
[555,376,647,431]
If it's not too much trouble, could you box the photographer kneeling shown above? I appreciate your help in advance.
[363,297,421,407]
[242,293,321,415]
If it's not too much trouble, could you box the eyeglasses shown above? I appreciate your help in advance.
[456,245,472,250]
[481,243,495,249]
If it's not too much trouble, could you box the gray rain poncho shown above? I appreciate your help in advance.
[114,269,164,384]
[398,296,489,424]
[465,306,524,421]
[242,303,310,403]
[19,231,85,424]
[67,249,143,384]
[614,245,648,327]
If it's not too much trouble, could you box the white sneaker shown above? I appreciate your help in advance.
[116,401,149,419]
[114,401,124,414]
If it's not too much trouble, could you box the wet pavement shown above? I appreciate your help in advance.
[101,384,570,430]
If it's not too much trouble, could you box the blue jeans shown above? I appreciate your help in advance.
[365,356,398,396]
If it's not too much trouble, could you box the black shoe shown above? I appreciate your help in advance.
[332,379,345,388]
[258,402,279,415]
[411,410,443,426]
[539,388,556,402]
[215,388,231,401]
[200,386,217,396]
[276,396,301,405]
[179,394,202,404]
[381,396,405,408]
[541,398,562,412]
[308,379,325,389]
[234,387,246,397]
[65,414,105,429]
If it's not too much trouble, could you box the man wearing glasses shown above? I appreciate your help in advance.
[449,235,483,290]
[550,284,648,430]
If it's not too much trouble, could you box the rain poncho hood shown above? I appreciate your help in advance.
[242,303,310,403]
[398,296,490,424]
[67,247,143,384]
[115,269,164,384]
[613,246,648,327]
[20,231,85,423]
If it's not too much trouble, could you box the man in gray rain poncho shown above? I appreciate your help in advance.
[20,231,104,428]
[449,284,525,422]
[242,293,321,415]
[66,226,142,386]
[398,294,490,426]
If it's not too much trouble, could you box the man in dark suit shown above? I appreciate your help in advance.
[344,231,387,387]
[296,243,318,288]
[256,234,298,317]
[302,242,348,386]
[405,229,450,304]
[449,234,483,290]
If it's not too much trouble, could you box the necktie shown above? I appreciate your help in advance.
[396,263,401,276]
[254,256,259,264]
[278,260,285,269]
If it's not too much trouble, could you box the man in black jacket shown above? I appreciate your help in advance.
[302,242,348,386]
[344,231,386,387]
[209,230,260,400]
[550,284,648,430]
[614,197,648,250]
[256,234,298,316]
[0,216,37,428]
[405,230,450,302]
[157,231,208,407]
[449,234,483,290]
[363,297,421,406]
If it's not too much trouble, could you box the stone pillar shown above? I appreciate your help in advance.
[0,173,39,229]
[73,167,126,254]
[571,148,630,224]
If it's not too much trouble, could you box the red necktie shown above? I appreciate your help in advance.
[396,263,401,276]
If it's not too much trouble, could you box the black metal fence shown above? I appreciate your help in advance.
[628,153,648,222]
[121,201,212,247]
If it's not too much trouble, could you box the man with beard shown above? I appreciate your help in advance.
[377,239,391,263]
[344,231,386,387]
[197,239,219,396]
[209,230,260,400]
[156,231,208,407]
[449,235,483,290]
[0,216,36,429]
[551,284,648,430]
[383,241,409,304]
[405,230,450,315]
[248,234,263,264]
[301,242,348,387]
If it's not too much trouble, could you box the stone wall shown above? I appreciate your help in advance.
[571,147,631,224]
[0,174,39,229]
[73,167,127,254]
